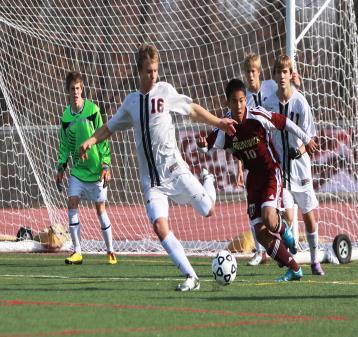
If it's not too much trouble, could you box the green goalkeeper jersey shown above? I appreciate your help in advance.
[57,100,110,182]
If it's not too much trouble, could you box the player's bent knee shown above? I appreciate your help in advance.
[262,210,278,232]
[192,193,213,217]
[153,218,169,241]
[68,196,80,209]
[95,202,106,216]
[205,206,215,217]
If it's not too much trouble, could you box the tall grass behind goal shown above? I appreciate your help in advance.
[0,0,357,254]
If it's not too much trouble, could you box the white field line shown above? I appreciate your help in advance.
[0,273,357,286]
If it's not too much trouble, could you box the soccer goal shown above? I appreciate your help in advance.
[0,1,357,259]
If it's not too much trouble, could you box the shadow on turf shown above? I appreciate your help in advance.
[0,279,182,292]
[0,263,58,268]
[0,286,117,292]
[200,294,358,301]
[0,282,156,291]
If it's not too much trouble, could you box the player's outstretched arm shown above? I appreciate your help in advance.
[283,118,318,155]
[189,103,237,136]
[80,124,113,160]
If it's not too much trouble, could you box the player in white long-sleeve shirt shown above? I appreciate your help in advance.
[264,54,324,276]
[242,54,278,266]
[79,44,237,291]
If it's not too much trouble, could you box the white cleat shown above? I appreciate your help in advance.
[175,276,200,292]
[200,168,214,181]
[247,252,266,266]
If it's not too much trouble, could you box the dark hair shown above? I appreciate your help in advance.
[137,43,159,70]
[65,71,84,91]
[225,79,246,100]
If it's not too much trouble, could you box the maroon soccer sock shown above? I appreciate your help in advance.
[267,238,300,271]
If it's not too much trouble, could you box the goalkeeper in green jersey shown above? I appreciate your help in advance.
[56,71,117,265]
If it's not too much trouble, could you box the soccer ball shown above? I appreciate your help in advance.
[212,250,237,285]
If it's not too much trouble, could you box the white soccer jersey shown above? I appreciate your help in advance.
[263,88,316,191]
[246,79,277,108]
[107,81,192,191]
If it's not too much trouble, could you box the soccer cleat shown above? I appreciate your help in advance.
[175,276,200,292]
[107,252,118,265]
[247,252,267,266]
[276,267,303,282]
[65,252,83,265]
[281,224,297,255]
[200,168,215,182]
[311,262,325,276]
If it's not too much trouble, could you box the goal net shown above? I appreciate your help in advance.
[0,0,357,255]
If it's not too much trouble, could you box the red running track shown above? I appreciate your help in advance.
[0,201,357,242]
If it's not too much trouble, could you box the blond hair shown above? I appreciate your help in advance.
[273,54,293,74]
[137,43,159,71]
[244,53,262,72]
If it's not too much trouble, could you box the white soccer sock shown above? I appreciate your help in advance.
[251,226,265,253]
[68,209,81,254]
[306,230,319,263]
[98,211,114,253]
[203,175,216,203]
[161,231,198,279]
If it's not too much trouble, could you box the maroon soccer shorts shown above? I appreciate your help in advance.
[245,167,283,226]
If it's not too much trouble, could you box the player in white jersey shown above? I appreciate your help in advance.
[79,44,237,291]
[245,53,301,108]
[246,79,277,107]
[263,54,324,276]
[242,54,277,265]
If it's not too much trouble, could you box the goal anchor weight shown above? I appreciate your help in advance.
[332,234,352,264]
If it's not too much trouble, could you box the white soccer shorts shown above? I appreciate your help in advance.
[282,188,295,209]
[68,175,107,203]
[283,186,318,214]
[144,172,213,224]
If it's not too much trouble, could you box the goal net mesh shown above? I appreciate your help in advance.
[0,0,357,254]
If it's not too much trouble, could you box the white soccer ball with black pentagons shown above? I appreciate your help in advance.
[212,250,237,285]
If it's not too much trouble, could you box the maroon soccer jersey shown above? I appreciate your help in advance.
[204,106,311,223]
[207,106,287,174]
[206,106,289,223]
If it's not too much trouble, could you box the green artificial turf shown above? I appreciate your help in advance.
[0,254,357,337]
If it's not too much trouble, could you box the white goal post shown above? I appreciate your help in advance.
[0,1,357,258]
